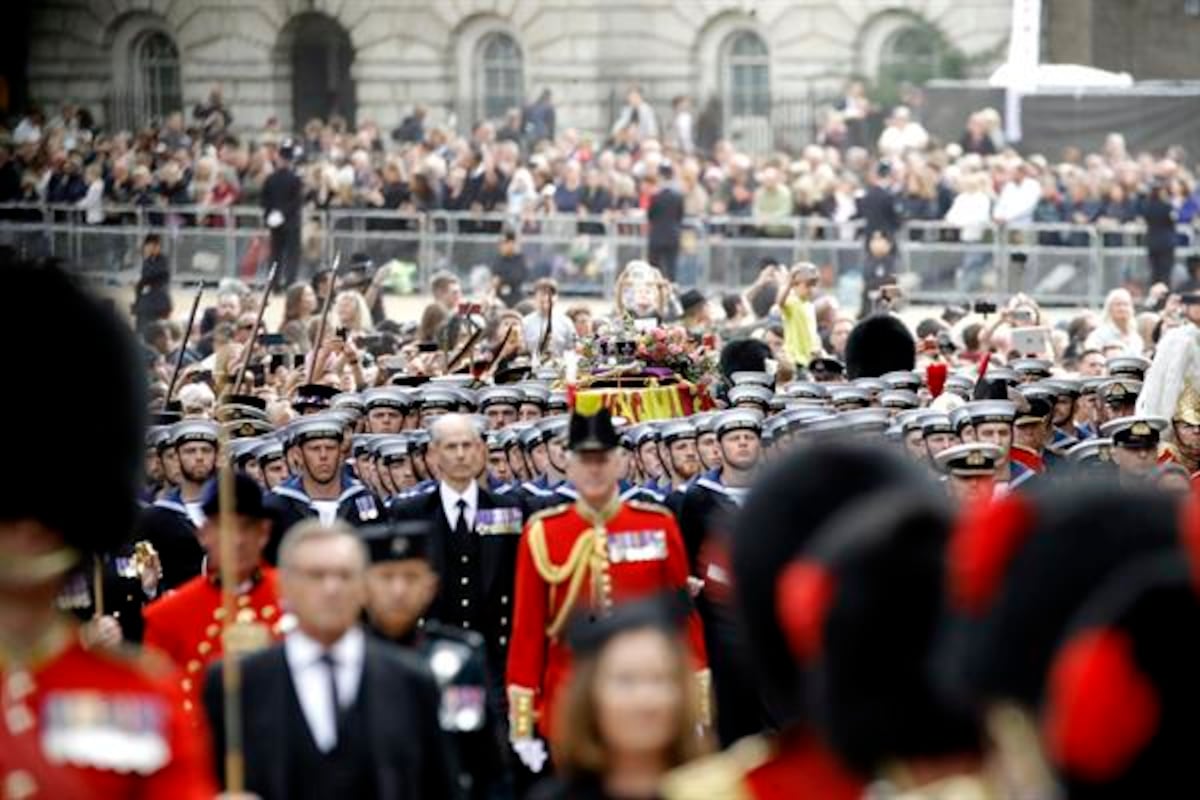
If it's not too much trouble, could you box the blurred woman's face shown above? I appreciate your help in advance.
[592,629,683,758]
[301,286,318,314]
[1110,294,1133,324]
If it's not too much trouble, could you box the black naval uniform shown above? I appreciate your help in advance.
[367,622,506,800]
[388,482,525,677]
[57,543,153,643]
[680,472,767,746]
[130,488,205,592]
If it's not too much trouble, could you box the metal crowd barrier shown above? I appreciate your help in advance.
[0,203,1195,307]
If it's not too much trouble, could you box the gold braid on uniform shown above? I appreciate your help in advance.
[526,496,621,639]
[507,685,536,740]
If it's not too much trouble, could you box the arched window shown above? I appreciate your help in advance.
[134,31,182,123]
[880,25,945,86]
[478,33,523,122]
[724,31,769,117]
[475,33,523,121]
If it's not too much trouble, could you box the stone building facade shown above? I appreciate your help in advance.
[27,0,1015,146]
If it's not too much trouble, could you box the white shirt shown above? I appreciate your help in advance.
[183,501,207,529]
[311,499,340,527]
[521,311,576,358]
[440,480,479,530]
[945,191,993,242]
[993,178,1041,226]
[284,626,365,753]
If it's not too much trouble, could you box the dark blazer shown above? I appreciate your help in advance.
[647,186,685,247]
[855,184,901,239]
[203,635,462,800]
[1142,193,1177,251]
[389,483,524,670]
[260,167,304,229]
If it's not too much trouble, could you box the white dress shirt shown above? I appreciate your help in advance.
[440,480,479,530]
[284,626,365,753]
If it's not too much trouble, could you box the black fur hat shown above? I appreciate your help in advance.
[791,492,980,776]
[1043,554,1199,797]
[718,338,772,381]
[844,314,915,379]
[938,480,1180,711]
[731,442,935,724]
[0,256,146,554]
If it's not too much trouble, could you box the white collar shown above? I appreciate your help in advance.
[440,480,479,527]
[285,625,365,671]
[440,480,479,508]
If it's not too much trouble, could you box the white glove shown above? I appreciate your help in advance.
[265,210,284,229]
[512,737,548,773]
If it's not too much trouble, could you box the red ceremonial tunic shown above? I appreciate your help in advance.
[0,620,217,799]
[505,497,709,741]
[143,566,283,717]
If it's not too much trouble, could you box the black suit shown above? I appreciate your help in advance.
[389,484,523,676]
[855,184,901,240]
[261,165,304,284]
[647,185,684,280]
[204,636,461,800]
[1142,193,1177,285]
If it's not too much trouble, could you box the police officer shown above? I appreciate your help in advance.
[361,521,506,800]
[261,138,304,285]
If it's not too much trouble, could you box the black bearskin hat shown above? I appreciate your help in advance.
[0,256,146,554]
[719,338,772,381]
[844,314,915,380]
[937,480,1179,711]
[731,442,935,724]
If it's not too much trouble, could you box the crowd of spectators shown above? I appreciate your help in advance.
[3,84,1198,240]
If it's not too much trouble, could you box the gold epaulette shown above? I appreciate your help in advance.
[660,735,771,800]
[525,502,572,528]
[628,499,674,516]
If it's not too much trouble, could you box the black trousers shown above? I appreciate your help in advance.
[1149,247,1175,288]
[647,241,679,281]
[270,223,302,286]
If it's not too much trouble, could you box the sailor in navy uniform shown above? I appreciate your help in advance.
[479,386,523,430]
[1043,377,1087,447]
[130,419,219,592]
[362,386,411,434]
[485,430,516,489]
[361,522,506,800]
[628,423,670,494]
[263,415,375,560]
[656,419,703,514]
[517,383,550,423]
[960,400,1031,491]
[678,409,765,746]
[254,437,290,489]
[141,425,171,503]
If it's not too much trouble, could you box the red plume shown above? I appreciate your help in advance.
[776,561,837,664]
[926,361,948,398]
[1178,497,1200,596]
[947,492,1036,615]
[1044,628,1160,781]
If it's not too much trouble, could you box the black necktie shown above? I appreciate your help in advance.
[455,498,470,538]
[319,652,341,749]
